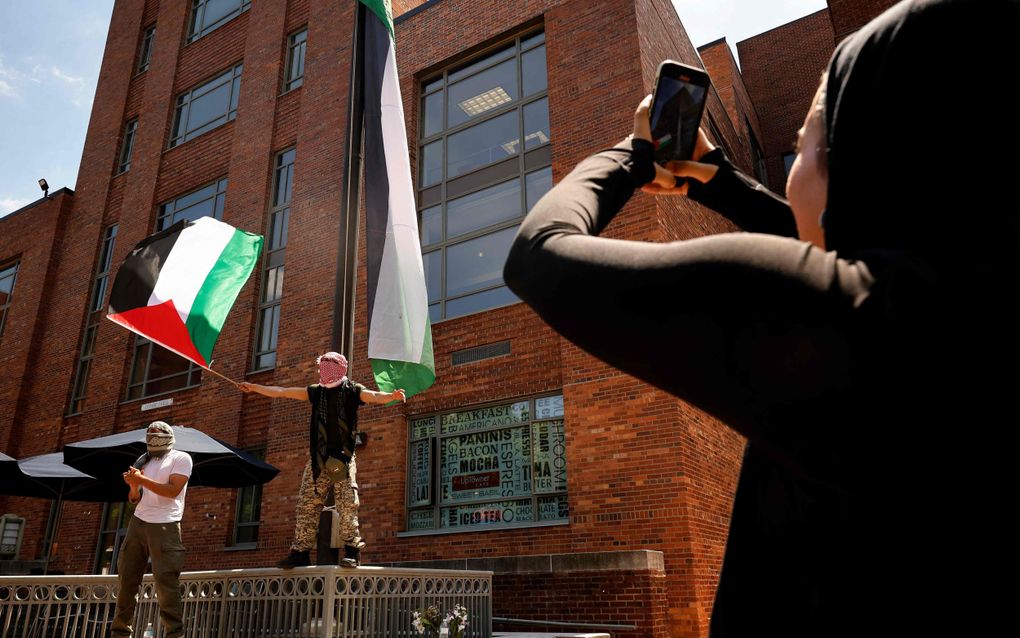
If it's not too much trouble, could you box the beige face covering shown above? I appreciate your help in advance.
[146,421,175,456]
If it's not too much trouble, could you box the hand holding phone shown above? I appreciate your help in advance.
[649,60,710,165]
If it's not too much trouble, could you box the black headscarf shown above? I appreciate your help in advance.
[823,0,1020,273]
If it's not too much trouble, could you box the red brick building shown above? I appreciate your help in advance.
[0,1,895,636]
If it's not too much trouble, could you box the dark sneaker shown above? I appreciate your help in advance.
[340,545,361,568]
[276,550,310,569]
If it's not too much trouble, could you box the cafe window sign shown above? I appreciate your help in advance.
[407,394,567,531]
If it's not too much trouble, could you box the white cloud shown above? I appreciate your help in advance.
[1,197,34,216]
[0,79,16,97]
[51,66,85,85]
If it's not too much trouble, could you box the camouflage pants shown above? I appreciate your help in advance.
[291,457,361,551]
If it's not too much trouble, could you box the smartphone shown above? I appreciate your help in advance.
[649,60,710,164]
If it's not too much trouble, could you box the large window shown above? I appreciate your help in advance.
[418,31,551,322]
[284,28,307,92]
[188,0,250,43]
[125,182,227,400]
[0,260,19,339]
[407,393,568,533]
[169,64,242,148]
[138,24,156,73]
[157,178,227,231]
[253,149,293,370]
[94,501,135,574]
[232,450,264,547]
[69,225,118,415]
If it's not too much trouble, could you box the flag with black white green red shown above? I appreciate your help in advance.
[107,216,263,369]
[361,0,435,398]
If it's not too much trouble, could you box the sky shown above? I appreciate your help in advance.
[0,0,825,218]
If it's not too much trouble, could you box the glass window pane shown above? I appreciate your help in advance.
[420,140,442,187]
[525,167,553,212]
[449,43,514,83]
[447,111,518,179]
[420,205,442,245]
[187,82,231,129]
[445,285,519,319]
[170,182,216,211]
[256,351,276,369]
[522,45,547,96]
[446,225,519,297]
[423,91,443,138]
[201,0,240,29]
[428,303,440,323]
[147,373,192,396]
[129,343,149,386]
[523,98,550,151]
[447,59,518,128]
[423,76,443,93]
[258,306,279,352]
[147,344,192,380]
[423,250,441,304]
[521,31,545,49]
[447,178,521,239]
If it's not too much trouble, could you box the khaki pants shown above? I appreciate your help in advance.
[291,457,361,551]
[112,516,186,638]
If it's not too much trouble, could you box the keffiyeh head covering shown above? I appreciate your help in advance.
[317,352,348,388]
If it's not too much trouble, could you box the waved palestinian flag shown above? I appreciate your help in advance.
[362,0,435,398]
[107,216,263,368]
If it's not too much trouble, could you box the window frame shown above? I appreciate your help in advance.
[251,149,294,371]
[169,63,243,148]
[187,0,251,44]
[417,30,550,323]
[230,449,265,548]
[156,177,228,231]
[403,391,568,535]
[117,119,138,175]
[0,259,20,340]
[93,501,135,574]
[284,28,307,92]
[137,24,156,73]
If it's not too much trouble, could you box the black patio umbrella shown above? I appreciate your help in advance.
[0,452,128,574]
[63,425,279,488]
[2,452,128,502]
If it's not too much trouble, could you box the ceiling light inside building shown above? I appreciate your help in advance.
[459,87,512,117]
[501,130,550,155]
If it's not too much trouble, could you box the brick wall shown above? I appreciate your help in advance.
[827,0,900,42]
[736,10,835,193]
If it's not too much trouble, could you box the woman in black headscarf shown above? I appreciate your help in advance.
[503,0,1018,635]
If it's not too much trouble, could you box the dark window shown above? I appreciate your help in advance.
[156,178,228,231]
[0,260,19,339]
[407,393,567,533]
[169,64,242,148]
[188,0,250,43]
[126,336,203,400]
[783,152,797,177]
[418,30,550,322]
[69,224,117,415]
[252,149,293,370]
[284,29,307,92]
[118,120,137,174]
[94,501,135,574]
[138,25,156,73]
[747,119,768,187]
[232,449,264,546]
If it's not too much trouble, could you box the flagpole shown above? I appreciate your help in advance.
[201,364,239,387]
[333,0,367,366]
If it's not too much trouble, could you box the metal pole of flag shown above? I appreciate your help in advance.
[323,0,367,566]
[333,0,367,364]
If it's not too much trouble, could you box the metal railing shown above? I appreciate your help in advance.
[0,566,492,638]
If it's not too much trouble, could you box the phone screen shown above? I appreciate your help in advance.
[650,74,707,163]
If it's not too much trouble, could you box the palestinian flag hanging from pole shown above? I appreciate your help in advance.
[107,216,263,369]
[362,0,435,398]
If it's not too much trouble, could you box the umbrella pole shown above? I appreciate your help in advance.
[44,489,64,576]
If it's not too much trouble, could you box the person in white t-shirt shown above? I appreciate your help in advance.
[111,421,193,638]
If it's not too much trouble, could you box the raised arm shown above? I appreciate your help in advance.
[238,382,308,402]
